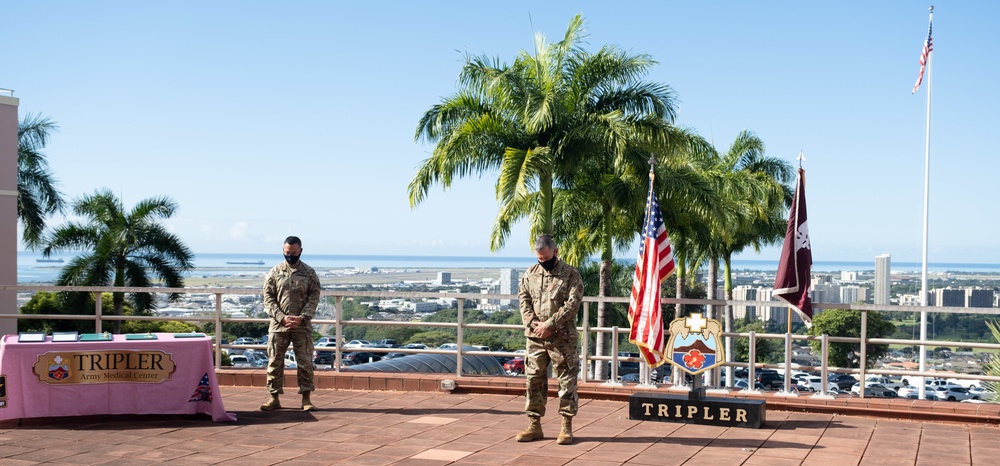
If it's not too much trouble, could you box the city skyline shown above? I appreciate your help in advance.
[5,2,1000,264]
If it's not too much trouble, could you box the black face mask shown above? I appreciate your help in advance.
[539,256,558,272]
[284,254,300,265]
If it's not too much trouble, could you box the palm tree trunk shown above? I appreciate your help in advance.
[112,263,126,334]
[674,249,685,320]
[540,172,553,235]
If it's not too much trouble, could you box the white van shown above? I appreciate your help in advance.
[284,351,298,369]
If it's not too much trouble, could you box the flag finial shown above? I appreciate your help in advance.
[797,151,805,169]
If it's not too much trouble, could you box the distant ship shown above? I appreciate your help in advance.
[36,258,64,263]
[226,260,265,265]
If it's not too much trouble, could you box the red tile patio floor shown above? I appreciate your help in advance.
[1,383,998,465]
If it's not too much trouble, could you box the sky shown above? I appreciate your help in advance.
[5,1,1000,264]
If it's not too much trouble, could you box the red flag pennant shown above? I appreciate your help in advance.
[773,168,813,326]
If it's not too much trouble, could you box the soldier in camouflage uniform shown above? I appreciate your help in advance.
[260,236,321,412]
[516,235,584,445]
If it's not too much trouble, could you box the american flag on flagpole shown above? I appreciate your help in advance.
[628,174,676,367]
[912,12,933,94]
[773,168,813,326]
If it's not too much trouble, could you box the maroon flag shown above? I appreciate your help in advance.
[912,11,933,94]
[628,175,676,367]
[774,168,813,326]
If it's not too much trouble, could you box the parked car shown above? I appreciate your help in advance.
[864,376,904,391]
[228,355,252,367]
[607,352,640,378]
[969,386,995,400]
[897,385,921,398]
[756,370,784,389]
[382,352,408,360]
[233,337,257,345]
[505,357,525,375]
[651,366,671,383]
[925,378,962,390]
[856,384,897,398]
[242,349,267,367]
[620,373,641,383]
[283,352,298,369]
[401,343,427,349]
[932,386,974,401]
[946,378,983,390]
[828,374,858,390]
[437,343,459,350]
[794,376,826,392]
[372,339,398,348]
[343,340,373,349]
[312,341,338,365]
[314,336,337,346]
[343,351,381,364]
[851,380,902,394]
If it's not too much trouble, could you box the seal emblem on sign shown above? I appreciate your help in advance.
[48,355,71,381]
[665,312,726,376]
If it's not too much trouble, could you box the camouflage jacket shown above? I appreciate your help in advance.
[264,261,321,333]
[518,259,583,341]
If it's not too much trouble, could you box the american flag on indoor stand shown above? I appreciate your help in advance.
[628,172,676,367]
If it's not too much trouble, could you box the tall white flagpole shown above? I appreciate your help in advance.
[918,5,934,400]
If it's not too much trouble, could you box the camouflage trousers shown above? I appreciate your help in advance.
[266,330,314,394]
[524,336,579,418]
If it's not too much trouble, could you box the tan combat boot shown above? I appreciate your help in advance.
[259,394,281,411]
[556,416,573,445]
[515,415,544,442]
[302,392,316,411]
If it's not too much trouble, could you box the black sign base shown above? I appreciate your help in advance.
[629,392,766,429]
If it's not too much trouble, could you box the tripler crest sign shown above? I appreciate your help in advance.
[629,312,765,428]
[665,312,725,376]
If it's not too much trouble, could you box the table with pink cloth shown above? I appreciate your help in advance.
[0,333,236,422]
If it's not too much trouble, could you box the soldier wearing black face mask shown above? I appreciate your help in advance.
[516,234,584,445]
[261,235,321,412]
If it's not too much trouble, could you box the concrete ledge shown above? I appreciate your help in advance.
[216,369,1000,425]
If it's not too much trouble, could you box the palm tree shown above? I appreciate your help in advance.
[686,131,793,385]
[410,14,676,250]
[17,113,65,249]
[555,129,720,379]
[42,189,194,333]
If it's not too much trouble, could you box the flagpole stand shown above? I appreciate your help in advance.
[688,374,705,401]
[636,362,657,389]
[602,327,624,387]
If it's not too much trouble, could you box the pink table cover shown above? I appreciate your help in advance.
[0,333,236,422]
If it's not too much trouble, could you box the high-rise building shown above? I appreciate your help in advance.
[931,288,966,307]
[875,254,891,305]
[966,288,995,308]
[812,283,841,305]
[840,285,868,304]
[499,268,519,308]
[436,271,451,285]
[732,285,758,320]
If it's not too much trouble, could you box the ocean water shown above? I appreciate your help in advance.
[14,251,1000,284]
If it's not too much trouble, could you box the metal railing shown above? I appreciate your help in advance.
[5,284,1000,400]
